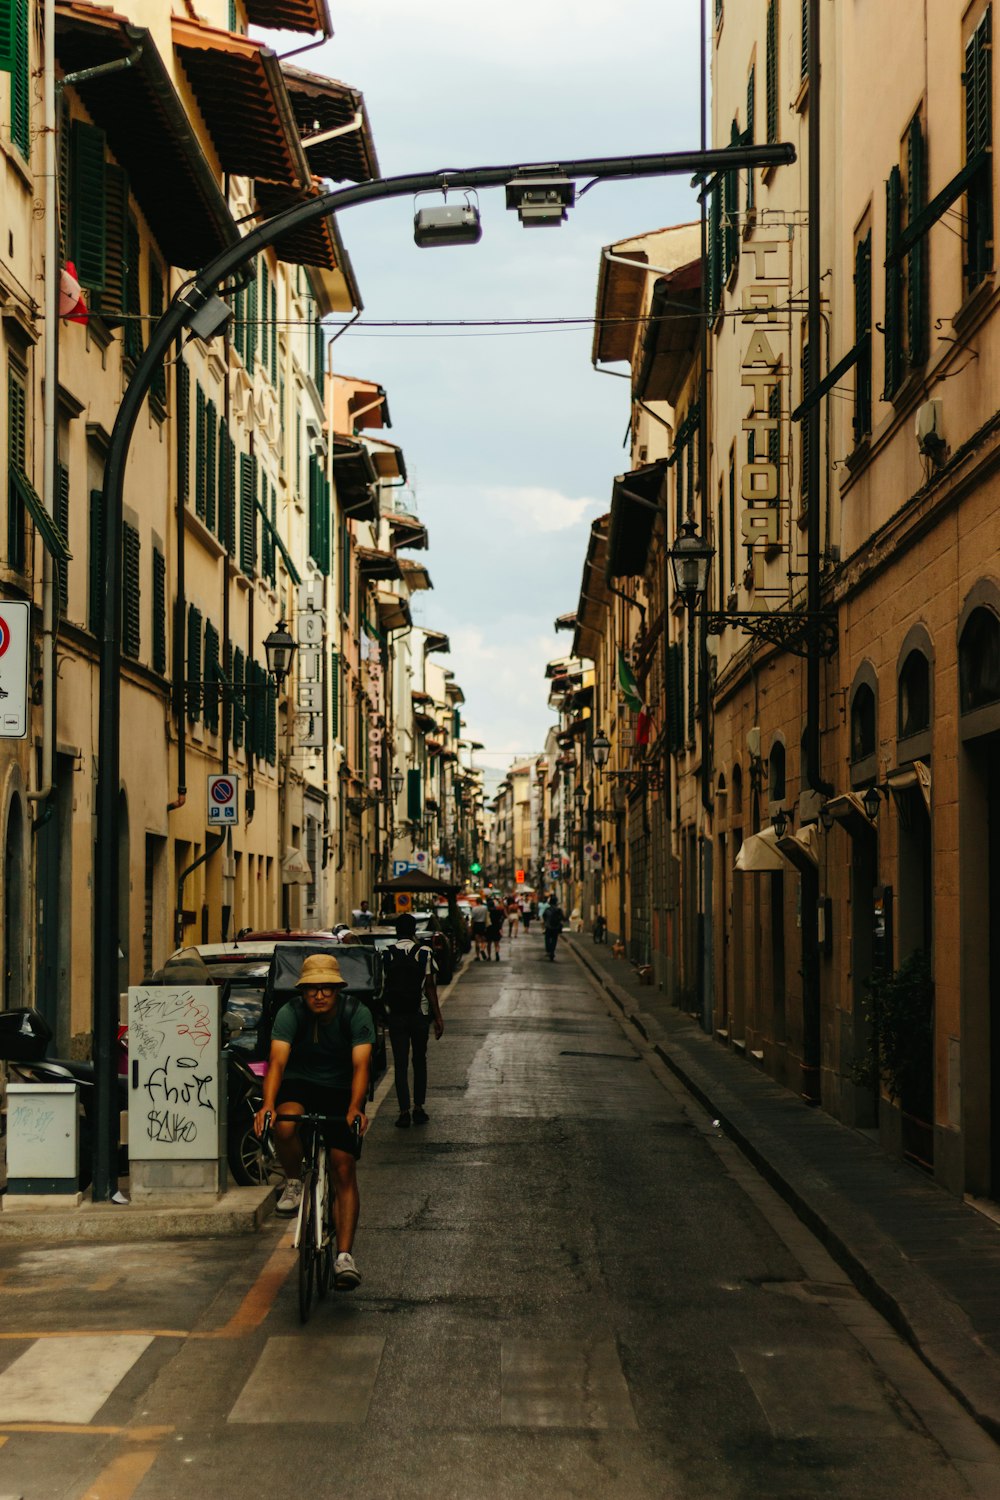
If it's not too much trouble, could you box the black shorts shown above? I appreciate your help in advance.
[472,921,487,938]
[274,1080,362,1159]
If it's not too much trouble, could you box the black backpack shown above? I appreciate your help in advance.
[381,944,426,1016]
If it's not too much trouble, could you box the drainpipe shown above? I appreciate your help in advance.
[28,0,59,814]
[167,335,187,812]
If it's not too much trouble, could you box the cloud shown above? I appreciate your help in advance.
[434,483,602,534]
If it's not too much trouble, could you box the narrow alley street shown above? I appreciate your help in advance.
[0,936,997,1500]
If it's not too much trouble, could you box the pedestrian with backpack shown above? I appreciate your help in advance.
[383,912,444,1128]
[542,898,565,962]
[253,952,374,1290]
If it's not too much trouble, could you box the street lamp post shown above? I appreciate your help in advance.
[90,142,795,1197]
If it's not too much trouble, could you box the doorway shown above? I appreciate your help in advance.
[4,795,26,1009]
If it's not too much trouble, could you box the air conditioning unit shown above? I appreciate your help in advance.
[915,399,945,459]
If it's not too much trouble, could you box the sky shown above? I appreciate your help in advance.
[281,0,703,780]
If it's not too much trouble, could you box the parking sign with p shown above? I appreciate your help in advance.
[207,774,239,826]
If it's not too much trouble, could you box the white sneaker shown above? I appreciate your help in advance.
[276,1178,303,1216]
[334,1251,361,1290]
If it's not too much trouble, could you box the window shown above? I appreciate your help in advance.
[964,7,993,294]
[766,0,779,145]
[708,184,723,318]
[851,683,876,763]
[907,114,929,367]
[194,383,206,519]
[898,650,931,739]
[769,740,786,802]
[203,620,220,733]
[55,462,69,612]
[186,605,202,722]
[308,452,330,573]
[152,547,166,675]
[800,0,809,83]
[219,419,236,557]
[122,522,140,659]
[149,259,166,407]
[239,453,256,574]
[959,606,1000,712]
[7,365,27,574]
[70,121,107,292]
[232,646,244,749]
[123,215,143,367]
[746,66,756,214]
[88,488,103,633]
[723,119,741,277]
[176,360,190,505]
[854,231,873,441]
[205,398,217,533]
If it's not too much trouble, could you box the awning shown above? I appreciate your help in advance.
[554,611,577,632]
[254,496,301,584]
[375,590,411,631]
[573,516,611,661]
[776,823,820,874]
[388,511,427,551]
[374,869,459,895]
[55,3,238,268]
[244,0,331,35]
[606,463,666,580]
[356,547,402,582]
[635,260,702,406]
[887,760,932,817]
[399,560,432,592]
[173,17,302,186]
[414,711,437,732]
[824,792,876,840]
[281,845,313,886]
[11,469,71,562]
[422,630,450,656]
[411,690,433,704]
[367,442,408,485]
[332,439,379,521]
[735,827,791,872]
[282,64,379,183]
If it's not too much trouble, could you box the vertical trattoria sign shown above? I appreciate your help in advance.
[741,235,791,604]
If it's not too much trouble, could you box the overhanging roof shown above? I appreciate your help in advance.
[388,511,427,551]
[173,17,302,186]
[55,3,238,268]
[367,441,407,484]
[357,547,402,581]
[332,438,379,521]
[375,589,411,631]
[244,0,331,35]
[399,559,432,591]
[282,64,379,183]
[422,629,450,656]
[592,249,648,365]
[607,462,666,581]
[255,179,355,283]
[635,260,702,406]
[573,516,611,661]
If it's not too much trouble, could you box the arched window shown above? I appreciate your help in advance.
[898,650,931,739]
[959,606,1000,714]
[769,740,786,802]
[732,762,743,815]
[851,684,876,763]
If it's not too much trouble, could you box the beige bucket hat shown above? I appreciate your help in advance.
[295,953,347,989]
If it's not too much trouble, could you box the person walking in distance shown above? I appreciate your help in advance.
[486,894,505,962]
[254,952,373,1290]
[542,897,565,962]
[506,896,521,941]
[470,895,489,961]
[383,912,444,1128]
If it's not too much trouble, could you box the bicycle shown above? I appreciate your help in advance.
[263,1110,361,1323]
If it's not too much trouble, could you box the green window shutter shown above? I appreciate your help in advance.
[122,522,141,659]
[219,419,235,556]
[176,359,190,505]
[55,461,70,613]
[186,604,202,722]
[205,398,217,533]
[10,0,29,159]
[265,676,277,764]
[152,546,166,675]
[801,342,811,505]
[746,67,756,212]
[239,452,255,573]
[232,646,244,748]
[667,643,684,753]
[247,266,258,375]
[57,93,70,257]
[0,0,16,71]
[222,640,233,744]
[88,488,104,633]
[854,231,873,440]
[233,284,245,363]
[314,316,325,390]
[766,0,778,145]
[70,120,107,291]
[723,118,740,277]
[270,482,277,584]
[149,259,166,405]
[270,280,277,383]
[707,185,722,318]
[907,115,929,368]
[330,649,339,739]
[194,383,206,518]
[203,620,220,732]
[884,166,904,399]
[260,261,269,374]
[123,215,143,365]
[98,164,128,326]
[7,367,26,573]
[407,768,422,822]
[801,0,809,82]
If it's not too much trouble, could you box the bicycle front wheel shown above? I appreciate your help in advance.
[316,1164,334,1300]
[298,1169,316,1323]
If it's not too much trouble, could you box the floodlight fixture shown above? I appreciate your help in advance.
[505,172,575,227]
[413,188,482,248]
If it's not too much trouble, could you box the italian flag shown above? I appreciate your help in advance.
[617,650,642,713]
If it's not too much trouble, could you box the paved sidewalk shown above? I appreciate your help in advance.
[566,934,1000,1444]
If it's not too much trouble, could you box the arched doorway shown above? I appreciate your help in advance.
[4,796,26,1009]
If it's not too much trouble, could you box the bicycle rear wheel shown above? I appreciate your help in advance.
[297,1169,316,1323]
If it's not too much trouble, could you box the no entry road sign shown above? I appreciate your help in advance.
[207,773,239,826]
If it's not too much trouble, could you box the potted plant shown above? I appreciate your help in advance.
[855,950,934,1126]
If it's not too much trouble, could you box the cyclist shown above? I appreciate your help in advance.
[254,952,374,1291]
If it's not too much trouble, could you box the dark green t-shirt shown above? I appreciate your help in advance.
[272,995,376,1091]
